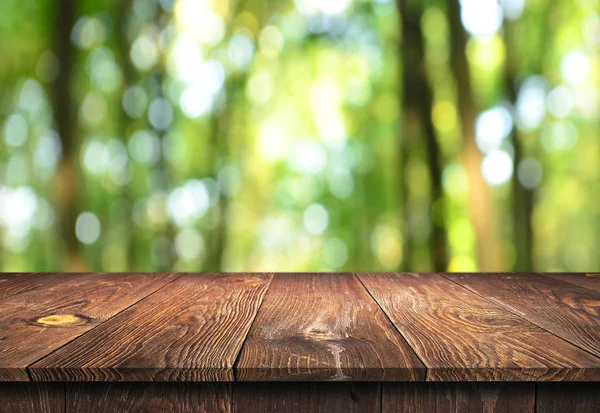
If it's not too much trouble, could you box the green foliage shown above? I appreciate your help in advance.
[1,0,599,272]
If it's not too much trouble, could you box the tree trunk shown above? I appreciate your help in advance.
[447,0,502,271]
[397,0,448,271]
[53,0,82,271]
[204,84,234,272]
[504,20,533,272]
[116,0,136,271]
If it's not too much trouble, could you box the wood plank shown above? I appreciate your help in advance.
[446,273,600,359]
[66,383,231,413]
[536,383,600,413]
[236,273,425,381]
[31,273,273,381]
[0,273,74,300]
[382,383,534,413]
[0,383,64,413]
[544,273,600,293]
[0,272,177,381]
[359,272,600,381]
[233,383,380,413]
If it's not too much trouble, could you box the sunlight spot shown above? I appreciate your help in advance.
[324,238,348,268]
[481,150,513,186]
[287,141,328,175]
[259,26,284,57]
[131,35,158,71]
[475,106,513,154]
[303,204,329,235]
[258,118,289,161]
[370,225,402,269]
[561,51,591,86]
[82,139,109,175]
[546,86,574,119]
[442,164,467,196]
[518,158,543,190]
[129,130,161,165]
[167,180,210,226]
[175,228,205,261]
[516,76,546,132]
[76,212,101,245]
[460,0,503,37]
[122,86,148,118]
[148,98,174,130]
[4,114,28,147]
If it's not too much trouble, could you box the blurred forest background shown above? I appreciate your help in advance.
[0,0,599,273]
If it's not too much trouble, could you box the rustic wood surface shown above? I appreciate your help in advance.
[0,273,74,300]
[0,272,177,381]
[358,272,600,381]
[544,273,600,293]
[0,383,64,413]
[445,273,600,359]
[236,273,425,381]
[381,383,535,413]
[31,273,273,381]
[66,383,231,413]
[536,383,600,413]
[0,272,599,383]
[234,382,381,413]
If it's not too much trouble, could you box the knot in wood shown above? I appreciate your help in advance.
[36,314,83,326]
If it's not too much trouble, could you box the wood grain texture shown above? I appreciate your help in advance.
[359,272,600,381]
[0,383,64,413]
[0,272,176,381]
[446,273,600,359]
[536,383,600,413]
[234,382,380,413]
[66,383,231,413]
[236,273,425,381]
[0,273,74,300]
[31,273,273,382]
[382,383,534,413]
[544,273,600,293]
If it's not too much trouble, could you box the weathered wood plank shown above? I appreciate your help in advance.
[0,273,74,300]
[543,273,600,293]
[446,273,600,359]
[536,383,600,413]
[236,273,425,381]
[359,272,600,381]
[0,272,177,381]
[31,273,273,381]
[66,383,231,413]
[382,383,534,413]
[0,383,64,413]
[233,383,380,413]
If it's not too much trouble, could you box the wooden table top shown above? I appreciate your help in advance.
[1,272,599,383]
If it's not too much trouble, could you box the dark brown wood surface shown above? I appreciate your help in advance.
[536,383,600,413]
[544,273,600,293]
[236,273,425,381]
[445,273,600,359]
[1,272,600,383]
[66,383,231,413]
[233,382,381,413]
[0,272,176,381]
[0,383,64,413]
[31,273,273,381]
[382,383,535,413]
[358,272,600,381]
[0,273,74,300]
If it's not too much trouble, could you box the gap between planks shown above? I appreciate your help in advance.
[231,273,275,382]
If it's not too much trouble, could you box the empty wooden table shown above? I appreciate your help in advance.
[1,272,599,412]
